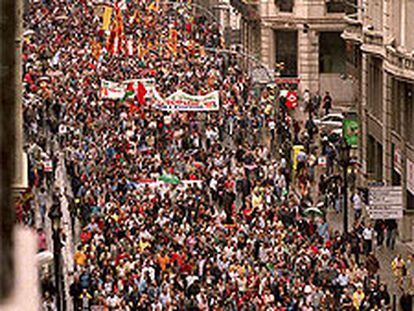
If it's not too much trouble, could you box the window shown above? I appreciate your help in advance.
[319,32,346,73]
[391,144,401,186]
[408,191,414,210]
[275,0,294,12]
[274,30,297,77]
[326,0,345,13]
[367,56,383,120]
[404,83,414,145]
[345,0,358,17]
[367,135,383,181]
[391,79,400,135]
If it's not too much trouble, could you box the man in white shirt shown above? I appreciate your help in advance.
[362,224,374,256]
[268,118,276,144]
[352,192,362,220]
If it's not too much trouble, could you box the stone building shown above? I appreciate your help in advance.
[342,0,414,240]
[1,0,38,309]
[233,0,356,104]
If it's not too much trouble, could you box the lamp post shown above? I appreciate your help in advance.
[49,202,63,311]
[339,139,351,235]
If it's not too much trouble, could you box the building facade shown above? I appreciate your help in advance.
[253,0,356,104]
[343,0,414,240]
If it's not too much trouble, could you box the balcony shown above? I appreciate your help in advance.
[341,14,363,44]
[361,29,385,57]
[384,46,414,81]
[230,0,260,21]
[363,29,383,46]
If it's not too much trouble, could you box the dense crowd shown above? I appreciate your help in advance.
[22,0,414,310]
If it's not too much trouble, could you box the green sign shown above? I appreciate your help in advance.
[343,119,358,147]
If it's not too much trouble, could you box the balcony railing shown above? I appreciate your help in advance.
[342,13,363,43]
[363,29,383,47]
[386,47,414,74]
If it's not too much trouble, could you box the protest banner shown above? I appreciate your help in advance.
[100,80,125,99]
[153,90,220,111]
[279,90,298,109]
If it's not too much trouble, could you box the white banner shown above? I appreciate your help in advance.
[153,89,220,111]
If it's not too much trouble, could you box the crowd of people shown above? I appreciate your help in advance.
[21,0,414,310]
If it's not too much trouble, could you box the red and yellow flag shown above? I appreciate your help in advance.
[91,40,102,60]
[102,6,113,31]
[168,28,178,56]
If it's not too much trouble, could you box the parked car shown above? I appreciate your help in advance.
[314,113,344,130]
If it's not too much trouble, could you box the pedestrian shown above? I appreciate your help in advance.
[37,228,47,252]
[386,219,398,250]
[362,223,374,256]
[374,219,386,248]
[350,230,362,265]
[400,291,413,311]
[392,254,406,289]
[351,191,363,220]
[365,252,380,276]
[352,286,365,310]
[70,275,82,311]
[38,187,47,226]
[322,91,332,115]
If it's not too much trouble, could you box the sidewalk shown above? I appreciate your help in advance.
[292,104,414,308]
[327,204,414,306]
[55,151,75,311]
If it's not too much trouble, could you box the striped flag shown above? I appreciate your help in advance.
[126,37,134,56]
[112,36,119,56]
[102,6,113,31]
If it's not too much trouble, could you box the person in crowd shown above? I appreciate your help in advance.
[322,91,332,115]
[374,219,386,248]
[392,254,406,289]
[362,223,374,256]
[386,219,398,250]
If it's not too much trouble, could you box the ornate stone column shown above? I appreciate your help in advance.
[360,53,369,177]
[13,0,27,192]
[0,0,18,301]
[382,73,392,185]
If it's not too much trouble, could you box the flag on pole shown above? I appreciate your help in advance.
[112,36,119,56]
[126,37,133,56]
[106,3,125,56]
[102,6,113,31]
[91,40,101,60]
[285,91,298,109]
[137,82,147,106]
[168,28,178,57]
[148,0,159,12]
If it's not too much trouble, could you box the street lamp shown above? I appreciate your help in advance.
[49,202,63,311]
[339,139,351,235]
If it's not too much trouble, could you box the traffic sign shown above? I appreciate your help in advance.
[367,186,403,219]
